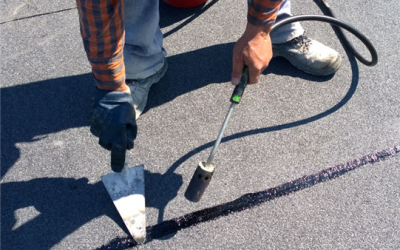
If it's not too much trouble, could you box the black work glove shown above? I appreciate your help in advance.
[89,88,137,172]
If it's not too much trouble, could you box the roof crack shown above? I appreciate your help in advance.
[0,7,77,25]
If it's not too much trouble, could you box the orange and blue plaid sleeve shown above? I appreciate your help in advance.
[76,0,125,87]
[248,0,283,26]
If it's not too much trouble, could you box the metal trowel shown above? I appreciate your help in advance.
[101,147,146,243]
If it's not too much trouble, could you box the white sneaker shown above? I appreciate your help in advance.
[272,35,342,76]
[127,61,168,120]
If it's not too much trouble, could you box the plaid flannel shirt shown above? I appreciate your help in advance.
[248,0,282,26]
[76,0,282,87]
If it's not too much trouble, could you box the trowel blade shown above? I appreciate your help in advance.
[101,165,146,243]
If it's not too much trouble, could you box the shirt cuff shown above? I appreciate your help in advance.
[247,0,282,26]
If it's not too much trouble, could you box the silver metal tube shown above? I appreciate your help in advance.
[205,103,236,168]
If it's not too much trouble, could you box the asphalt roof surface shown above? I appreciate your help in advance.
[1,0,399,249]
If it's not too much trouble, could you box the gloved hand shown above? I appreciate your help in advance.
[88,88,137,172]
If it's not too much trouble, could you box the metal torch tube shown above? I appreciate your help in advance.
[205,103,236,168]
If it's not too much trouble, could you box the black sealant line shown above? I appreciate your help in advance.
[97,145,400,249]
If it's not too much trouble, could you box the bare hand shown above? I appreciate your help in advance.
[231,23,273,85]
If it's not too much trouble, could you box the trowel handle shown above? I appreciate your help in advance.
[111,145,126,172]
[230,66,249,104]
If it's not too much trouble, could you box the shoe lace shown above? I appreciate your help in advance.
[291,35,312,52]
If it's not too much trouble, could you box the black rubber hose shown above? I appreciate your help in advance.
[270,15,378,66]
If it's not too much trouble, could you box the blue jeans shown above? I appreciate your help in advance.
[123,0,303,79]
[123,0,166,80]
[270,0,304,44]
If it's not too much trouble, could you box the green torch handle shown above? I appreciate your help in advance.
[230,66,249,104]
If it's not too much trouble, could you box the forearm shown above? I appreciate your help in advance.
[243,21,272,39]
[76,0,127,91]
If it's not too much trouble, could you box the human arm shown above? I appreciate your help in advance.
[76,0,127,90]
[231,0,282,85]
[76,0,136,171]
